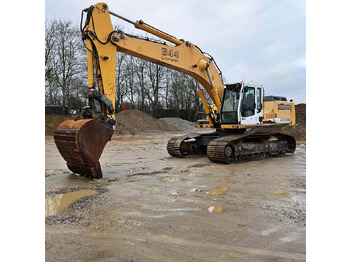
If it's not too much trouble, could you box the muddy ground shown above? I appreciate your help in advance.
[45,132,306,262]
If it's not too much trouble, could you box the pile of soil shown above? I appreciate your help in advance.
[281,124,306,141]
[289,103,306,141]
[45,115,76,136]
[159,117,198,131]
[295,104,306,127]
[115,110,178,135]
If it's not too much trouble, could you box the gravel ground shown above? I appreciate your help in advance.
[45,134,306,262]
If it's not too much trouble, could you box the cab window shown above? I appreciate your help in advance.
[221,84,240,124]
[257,88,262,113]
[241,87,255,117]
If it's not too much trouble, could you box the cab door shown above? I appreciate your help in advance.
[240,86,264,125]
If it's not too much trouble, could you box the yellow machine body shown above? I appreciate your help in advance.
[263,101,295,125]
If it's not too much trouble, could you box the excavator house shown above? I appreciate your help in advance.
[54,3,296,179]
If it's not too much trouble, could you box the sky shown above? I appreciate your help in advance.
[45,0,306,103]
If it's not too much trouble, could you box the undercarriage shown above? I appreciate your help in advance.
[167,129,296,164]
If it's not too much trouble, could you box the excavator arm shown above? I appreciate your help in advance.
[54,2,225,178]
[85,3,226,123]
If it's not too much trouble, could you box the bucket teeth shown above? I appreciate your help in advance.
[54,119,113,179]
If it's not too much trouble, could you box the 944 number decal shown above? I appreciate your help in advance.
[161,47,179,62]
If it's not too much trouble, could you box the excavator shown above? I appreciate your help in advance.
[54,3,296,179]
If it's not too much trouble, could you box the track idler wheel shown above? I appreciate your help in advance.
[224,146,233,158]
[54,119,113,179]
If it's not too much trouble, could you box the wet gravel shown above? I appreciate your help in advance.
[45,134,306,262]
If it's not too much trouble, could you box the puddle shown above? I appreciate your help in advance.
[185,172,204,177]
[261,227,279,236]
[264,196,277,200]
[162,176,183,182]
[190,188,202,192]
[174,168,185,173]
[45,169,63,177]
[221,178,230,184]
[268,190,292,198]
[208,206,224,213]
[130,167,147,174]
[189,163,210,168]
[207,186,229,196]
[163,208,202,212]
[45,189,98,217]
[145,189,164,195]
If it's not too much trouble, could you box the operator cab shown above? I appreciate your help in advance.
[221,82,264,126]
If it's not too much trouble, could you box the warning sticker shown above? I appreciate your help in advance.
[278,104,292,110]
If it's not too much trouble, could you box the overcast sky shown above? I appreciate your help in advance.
[46,0,305,103]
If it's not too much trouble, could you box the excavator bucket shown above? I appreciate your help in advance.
[54,119,113,179]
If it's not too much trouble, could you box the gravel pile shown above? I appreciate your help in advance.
[159,117,199,131]
[115,110,179,135]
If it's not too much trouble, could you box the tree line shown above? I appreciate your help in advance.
[45,19,210,120]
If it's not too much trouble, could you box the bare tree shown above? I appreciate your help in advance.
[146,62,165,117]
[115,52,129,112]
[134,59,148,111]
[45,19,85,112]
[45,20,58,105]
[125,56,136,108]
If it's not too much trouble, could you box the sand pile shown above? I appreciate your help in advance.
[115,110,178,135]
[159,117,198,131]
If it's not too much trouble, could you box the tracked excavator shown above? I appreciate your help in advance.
[54,3,296,179]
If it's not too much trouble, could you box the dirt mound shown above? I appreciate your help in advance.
[159,117,198,131]
[115,110,178,135]
[45,115,76,136]
[292,103,306,141]
[295,104,306,127]
[281,124,306,141]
